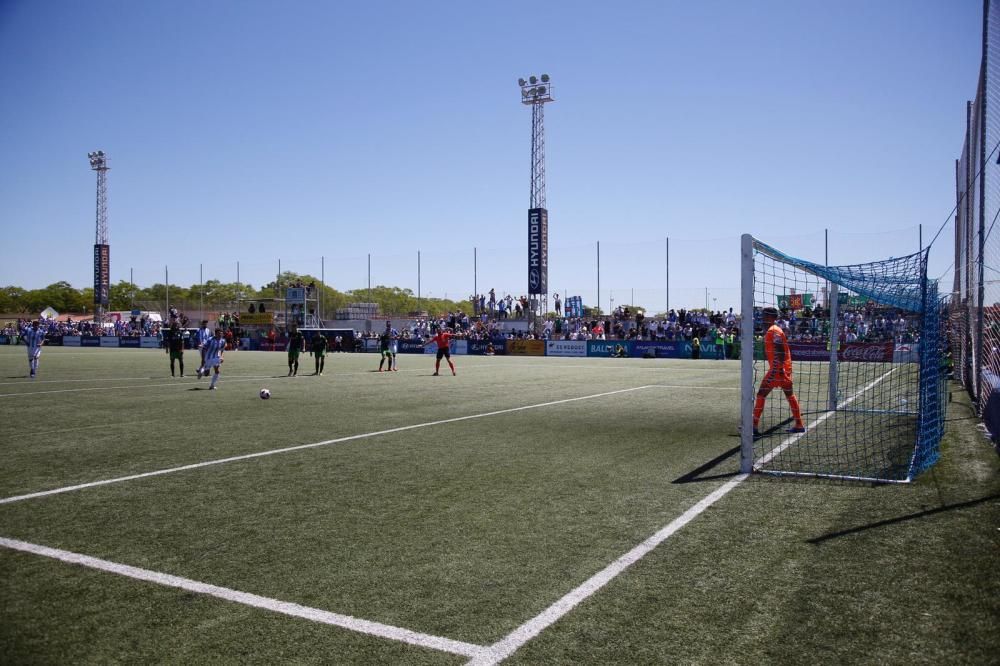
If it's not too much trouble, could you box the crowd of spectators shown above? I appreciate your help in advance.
[764,305,921,345]
[2,315,162,340]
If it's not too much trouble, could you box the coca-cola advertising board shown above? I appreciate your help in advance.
[787,341,895,363]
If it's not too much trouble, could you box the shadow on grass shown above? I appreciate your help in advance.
[807,493,1000,544]
[672,445,741,484]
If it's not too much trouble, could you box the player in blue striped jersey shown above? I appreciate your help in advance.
[195,320,213,377]
[198,328,226,389]
[22,320,46,379]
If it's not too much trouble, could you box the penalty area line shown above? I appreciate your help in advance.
[0,385,655,505]
[0,536,485,659]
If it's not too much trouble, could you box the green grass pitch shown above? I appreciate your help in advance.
[0,347,997,663]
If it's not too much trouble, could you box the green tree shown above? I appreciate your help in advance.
[0,286,28,313]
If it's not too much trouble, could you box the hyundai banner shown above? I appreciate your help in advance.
[93,244,110,306]
[528,208,548,295]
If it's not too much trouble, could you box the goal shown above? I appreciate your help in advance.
[739,235,945,483]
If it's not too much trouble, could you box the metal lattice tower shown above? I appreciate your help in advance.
[520,75,553,209]
[530,102,546,209]
[88,151,109,245]
[519,75,554,326]
[88,150,110,323]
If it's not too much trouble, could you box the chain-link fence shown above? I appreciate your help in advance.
[953,0,1000,442]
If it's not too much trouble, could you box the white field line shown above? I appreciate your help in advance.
[0,536,486,659]
[467,473,748,666]
[0,376,165,385]
[0,386,654,505]
[467,368,899,666]
[0,375,288,398]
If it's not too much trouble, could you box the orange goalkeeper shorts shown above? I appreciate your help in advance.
[760,370,793,392]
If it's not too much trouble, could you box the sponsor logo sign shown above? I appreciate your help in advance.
[781,341,895,363]
[507,339,545,356]
[788,342,831,362]
[839,342,894,363]
[586,340,634,357]
[364,339,380,352]
[527,208,548,295]
[118,337,140,348]
[633,341,684,358]
[140,336,161,348]
[399,340,428,354]
[0,335,9,345]
[99,336,120,347]
[44,335,64,347]
[93,244,110,306]
[80,336,101,347]
[546,340,587,357]
[63,336,81,347]
[468,340,506,355]
[453,340,468,355]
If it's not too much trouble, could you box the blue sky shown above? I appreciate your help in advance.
[0,0,981,312]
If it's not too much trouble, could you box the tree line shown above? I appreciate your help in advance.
[1,272,472,318]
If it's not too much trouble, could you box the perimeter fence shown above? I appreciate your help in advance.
[952,0,1000,445]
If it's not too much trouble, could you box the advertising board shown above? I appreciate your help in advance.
[545,340,587,357]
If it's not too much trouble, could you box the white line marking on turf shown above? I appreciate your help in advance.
[0,376,282,398]
[0,385,654,505]
[0,536,485,659]
[466,368,899,666]
[0,375,277,386]
[466,474,748,666]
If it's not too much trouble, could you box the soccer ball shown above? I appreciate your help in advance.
[259,388,271,400]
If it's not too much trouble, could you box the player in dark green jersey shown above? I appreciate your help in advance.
[311,332,328,375]
[165,323,186,377]
[378,329,393,372]
[287,325,305,376]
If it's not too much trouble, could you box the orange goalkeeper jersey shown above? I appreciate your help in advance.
[764,324,793,377]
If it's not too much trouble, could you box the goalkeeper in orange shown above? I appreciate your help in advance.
[753,306,805,436]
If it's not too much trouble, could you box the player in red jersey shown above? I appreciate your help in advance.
[425,327,456,376]
[753,306,805,435]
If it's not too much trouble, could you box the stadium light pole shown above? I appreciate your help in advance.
[88,150,110,325]
[519,73,554,329]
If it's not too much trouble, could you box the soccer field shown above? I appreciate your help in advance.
[1,347,998,664]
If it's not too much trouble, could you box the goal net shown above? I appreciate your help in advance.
[739,235,946,483]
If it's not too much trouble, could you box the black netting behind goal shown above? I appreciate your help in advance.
[741,236,945,483]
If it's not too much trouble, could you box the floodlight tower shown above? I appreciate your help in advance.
[88,150,110,325]
[519,74,553,331]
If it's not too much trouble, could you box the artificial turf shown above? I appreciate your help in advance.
[0,347,997,664]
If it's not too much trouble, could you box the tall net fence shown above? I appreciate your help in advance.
[743,236,945,483]
[953,0,1000,443]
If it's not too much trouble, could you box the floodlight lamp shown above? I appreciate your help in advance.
[537,85,546,95]
[529,75,537,84]
[541,74,549,82]
[518,78,526,86]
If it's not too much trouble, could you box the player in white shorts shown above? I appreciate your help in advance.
[198,328,226,389]
[22,320,46,379]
